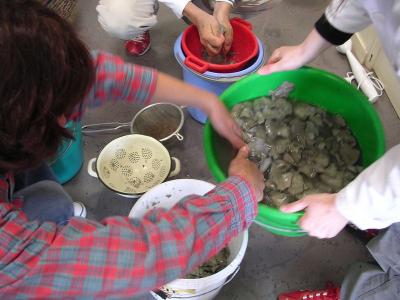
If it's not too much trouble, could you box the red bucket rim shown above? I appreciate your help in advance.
[181,18,259,73]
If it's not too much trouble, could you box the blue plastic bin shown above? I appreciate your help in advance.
[174,34,265,123]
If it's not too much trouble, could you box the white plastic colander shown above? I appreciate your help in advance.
[87,134,180,197]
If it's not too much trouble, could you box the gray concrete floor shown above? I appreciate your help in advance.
[64,0,400,299]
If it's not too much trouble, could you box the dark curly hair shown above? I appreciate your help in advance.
[0,0,94,173]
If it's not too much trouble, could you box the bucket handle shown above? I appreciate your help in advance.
[184,55,208,74]
[151,266,241,299]
[87,158,98,178]
[230,17,253,31]
[175,133,184,141]
[168,157,181,178]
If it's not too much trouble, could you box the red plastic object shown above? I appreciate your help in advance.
[278,282,340,300]
[182,18,259,73]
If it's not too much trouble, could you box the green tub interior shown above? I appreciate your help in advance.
[204,67,386,237]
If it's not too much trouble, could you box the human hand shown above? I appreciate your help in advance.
[257,45,307,75]
[214,2,233,54]
[228,146,265,202]
[196,13,225,55]
[258,29,332,75]
[207,97,245,149]
[183,2,224,55]
[280,193,349,238]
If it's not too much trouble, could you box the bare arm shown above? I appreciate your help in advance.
[183,2,225,55]
[213,2,233,54]
[152,71,245,148]
[258,28,332,75]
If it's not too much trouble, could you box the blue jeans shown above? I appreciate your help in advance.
[14,163,73,225]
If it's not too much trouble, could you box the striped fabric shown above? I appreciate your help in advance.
[0,51,258,298]
[70,51,157,120]
[0,175,256,298]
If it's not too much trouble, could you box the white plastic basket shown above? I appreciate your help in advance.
[129,179,249,300]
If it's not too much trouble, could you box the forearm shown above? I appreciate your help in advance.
[85,51,157,112]
[183,2,209,27]
[296,28,332,66]
[151,71,220,115]
[159,0,191,18]
[183,1,231,25]
[6,177,257,298]
[213,2,231,19]
[336,145,400,230]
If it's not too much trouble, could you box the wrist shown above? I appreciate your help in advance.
[214,2,231,18]
[183,2,207,27]
[203,94,221,116]
[297,43,310,66]
[299,28,332,65]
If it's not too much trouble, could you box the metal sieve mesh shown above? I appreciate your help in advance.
[131,103,183,141]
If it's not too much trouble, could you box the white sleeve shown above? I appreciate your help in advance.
[215,0,234,6]
[336,145,400,230]
[159,0,191,18]
[325,0,371,33]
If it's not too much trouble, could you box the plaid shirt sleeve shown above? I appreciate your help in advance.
[70,50,158,120]
[0,176,257,299]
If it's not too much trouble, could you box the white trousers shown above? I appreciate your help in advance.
[97,0,275,40]
[97,0,159,40]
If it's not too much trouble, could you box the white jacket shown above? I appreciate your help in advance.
[164,0,234,18]
[325,0,400,78]
[322,0,400,229]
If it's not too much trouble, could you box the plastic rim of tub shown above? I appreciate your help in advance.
[203,67,385,236]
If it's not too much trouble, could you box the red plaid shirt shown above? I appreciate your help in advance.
[0,51,258,299]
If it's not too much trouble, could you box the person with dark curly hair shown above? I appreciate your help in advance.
[0,1,265,298]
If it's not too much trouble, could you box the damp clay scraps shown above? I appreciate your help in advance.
[185,247,230,279]
[201,48,236,65]
[231,82,364,208]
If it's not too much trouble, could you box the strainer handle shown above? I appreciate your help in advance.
[82,122,130,134]
[87,158,98,178]
[175,133,184,141]
[168,157,181,177]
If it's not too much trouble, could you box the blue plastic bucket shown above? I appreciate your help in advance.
[50,120,84,184]
[174,33,265,123]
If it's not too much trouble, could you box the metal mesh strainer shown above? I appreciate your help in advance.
[88,134,180,197]
[82,103,184,143]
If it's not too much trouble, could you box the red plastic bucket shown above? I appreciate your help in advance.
[182,18,259,73]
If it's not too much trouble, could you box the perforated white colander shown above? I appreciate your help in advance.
[87,134,180,197]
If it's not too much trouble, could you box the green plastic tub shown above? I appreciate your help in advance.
[204,67,386,237]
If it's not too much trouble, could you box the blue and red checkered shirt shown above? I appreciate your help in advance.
[0,51,258,299]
